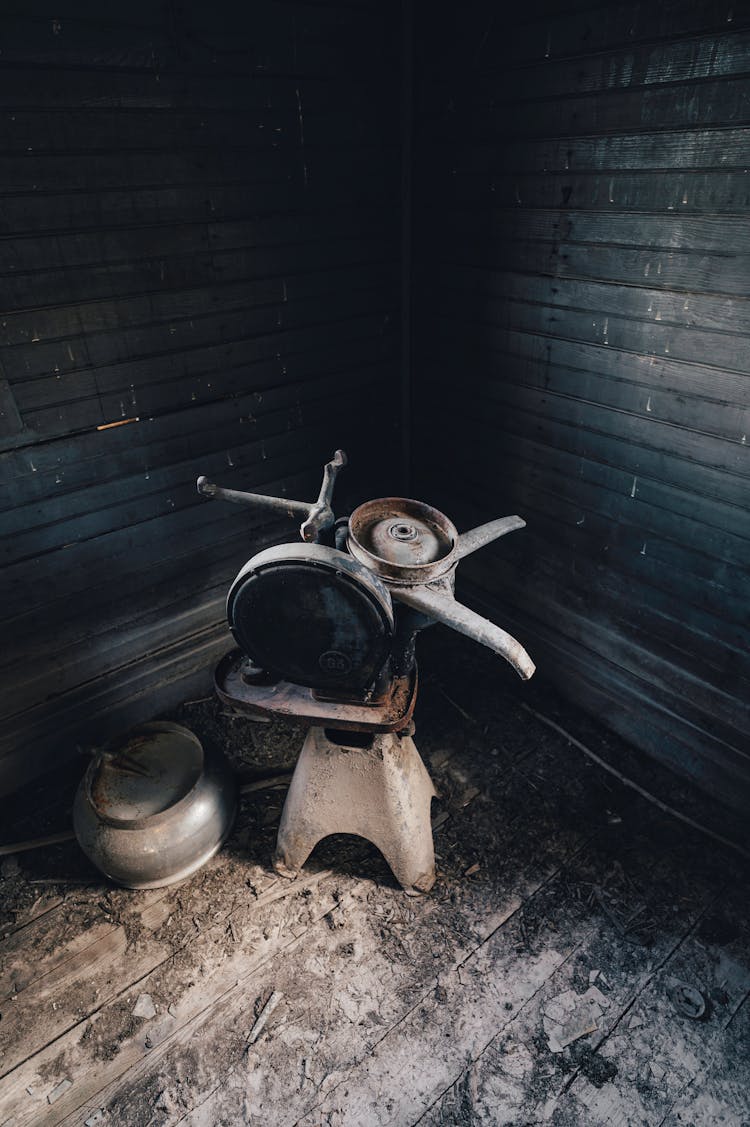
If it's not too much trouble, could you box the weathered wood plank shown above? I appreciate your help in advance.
[7,285,392,398]
[421,331,750,443]
[423,836,749,1125]
[0,208,391,277]
[422,127,750,174]
[0,0,401,790]
[421,29,750,103]
[463,0,750,67]
[0,170,397,240]
[430,428,750,573]
[0,726,607,1126]
[0,394,372,559]
[463,555,749,747]
[1,233,397,321]
[464,582,750,811]
[428,263,750,338]
[1,631,747,1124]
[0,61,387,112]
[0,450,355,611]
[442,424,750,545]
[422,164,750,213]
[0,339,394,492]
[421,227,750,297]
[422,452,750,643]
[0,262,396,348]
[421,390,749,516]
[0,8,391,77]
[293,797,736,1125]
[427,363,749,481]
[15,316,396,441]
[412,0,750,799]
[421,74,750,143]
[0,895,173,1075]
[549,880,750,1122]
[0,864,343,1119]
[0,102,394,156]
[419,206,750,255]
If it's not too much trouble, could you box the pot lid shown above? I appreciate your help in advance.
[88,722,204,823]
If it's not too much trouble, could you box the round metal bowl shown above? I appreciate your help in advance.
[347,497,458,586]
[73,721,237,889]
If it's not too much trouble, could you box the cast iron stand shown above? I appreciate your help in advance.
[215,651,437,894]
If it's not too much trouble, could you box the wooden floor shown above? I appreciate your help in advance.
[1,634,749,1127]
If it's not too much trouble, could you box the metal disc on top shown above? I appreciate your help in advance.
[347,498,458,585]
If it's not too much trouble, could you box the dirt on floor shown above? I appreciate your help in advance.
[0,629,749,1126]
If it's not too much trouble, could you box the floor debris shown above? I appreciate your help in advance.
[0,633,748,1125]
[649,1060,667,1081]
[666,976,707,1019]
[458,786,481,808]
[132,994,156,1020]
[47,1079,72,1104]
[247,990,282,1046]
[543,985,610,1053]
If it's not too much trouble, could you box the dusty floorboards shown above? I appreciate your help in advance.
[0,632,748,1126]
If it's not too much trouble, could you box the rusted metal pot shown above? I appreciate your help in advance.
[73,721,237,889]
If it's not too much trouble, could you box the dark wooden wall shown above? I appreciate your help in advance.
[412,2,750,810]
[0,0,401,793]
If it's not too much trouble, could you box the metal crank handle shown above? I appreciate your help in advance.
[196,449,347,542]
[393,585,536,681]
[196,477,311,519]
[300,449,348,542]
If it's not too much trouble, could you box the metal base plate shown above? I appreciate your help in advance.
[215,649,417,733]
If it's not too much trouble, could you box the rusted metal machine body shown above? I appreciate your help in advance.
[198,450,534,893]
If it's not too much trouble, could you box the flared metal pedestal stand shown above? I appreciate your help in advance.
[273,727,437,895]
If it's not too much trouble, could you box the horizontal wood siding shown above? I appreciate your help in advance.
[0,0,401,794]
[412,1,750,809]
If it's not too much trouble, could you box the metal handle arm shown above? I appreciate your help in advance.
[456,516,526,560]
[300,449,347,542]
[392,583,535,681]
[196,449,347,542]
[196,477,310,517]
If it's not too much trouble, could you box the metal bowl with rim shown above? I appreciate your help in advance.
[347,497,459,586]
[73,721,237,889]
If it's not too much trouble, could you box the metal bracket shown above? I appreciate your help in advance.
[196,449,347,543]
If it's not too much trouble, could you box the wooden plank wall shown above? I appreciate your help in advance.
[0,0,401,794]
[412,1,750,810]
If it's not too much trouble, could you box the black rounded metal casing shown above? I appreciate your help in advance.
[227,544,395,694]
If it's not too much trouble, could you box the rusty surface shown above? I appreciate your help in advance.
[347,496,458,585]
[215,649,417,732]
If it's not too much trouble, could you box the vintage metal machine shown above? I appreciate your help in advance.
[197,451,534,893]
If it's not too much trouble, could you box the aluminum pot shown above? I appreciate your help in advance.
[73,721,237,889]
